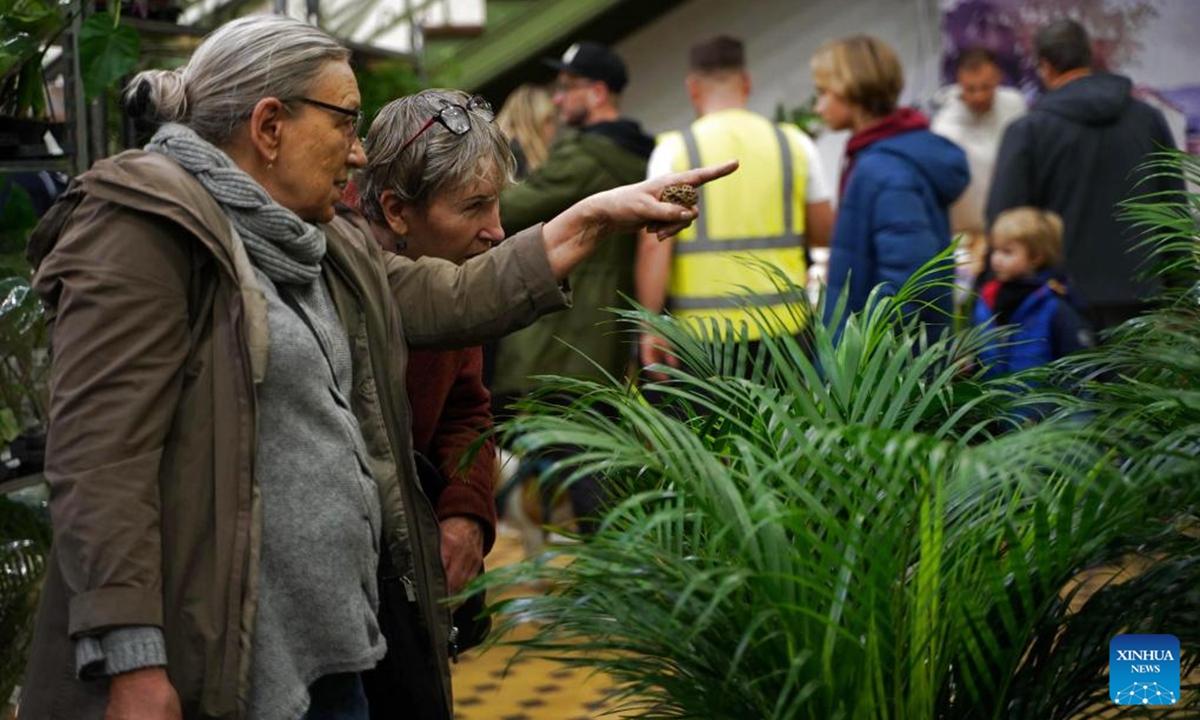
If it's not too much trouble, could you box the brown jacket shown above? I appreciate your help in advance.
[20,151,566,720]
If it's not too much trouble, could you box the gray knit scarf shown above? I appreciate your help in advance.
[147,123,325,284]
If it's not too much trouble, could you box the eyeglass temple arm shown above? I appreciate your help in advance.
[399,116,438,153]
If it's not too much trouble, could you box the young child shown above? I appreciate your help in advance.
[972,207,1093,377]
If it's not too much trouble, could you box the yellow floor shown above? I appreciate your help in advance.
[450,525,618,720]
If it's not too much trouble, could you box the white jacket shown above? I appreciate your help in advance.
[932,85,1026,234]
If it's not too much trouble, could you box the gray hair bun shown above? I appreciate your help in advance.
[124,69,187,123]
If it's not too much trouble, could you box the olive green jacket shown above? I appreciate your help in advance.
[20,151,566,720]
[492,126,650,397]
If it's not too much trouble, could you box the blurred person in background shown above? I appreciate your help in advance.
[491,41,654,533]
[931,47,1025,301]
[811,34,968,335]
[485,83,558,388]
[987,19,1182,333]
[496,83,557,180]
[971,207,1092,377]
[636,34,833,378]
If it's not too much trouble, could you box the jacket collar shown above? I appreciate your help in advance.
[31,150,275,382]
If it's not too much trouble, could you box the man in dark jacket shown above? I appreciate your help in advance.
[493,42,654,403]
[987,19,1182,331]
[491,42,654,531]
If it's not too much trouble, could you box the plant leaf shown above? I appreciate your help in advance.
[78,14,139,102]
[0,178,37,255]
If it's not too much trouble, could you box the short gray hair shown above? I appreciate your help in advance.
[124,15,350,147]
[357,89,515,226]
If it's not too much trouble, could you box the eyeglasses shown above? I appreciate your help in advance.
[288,97,364,138]
[399,95,494,153]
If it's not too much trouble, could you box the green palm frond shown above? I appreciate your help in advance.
[478,176,1200,718]
[1121,149,1200,293]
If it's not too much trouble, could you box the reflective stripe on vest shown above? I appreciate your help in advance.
[666,117,808,339]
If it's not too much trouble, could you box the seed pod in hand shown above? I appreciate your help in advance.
[660,183,698,208]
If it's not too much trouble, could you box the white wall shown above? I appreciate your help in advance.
[614,0,943,193]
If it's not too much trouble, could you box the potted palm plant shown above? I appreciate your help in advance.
[473,150,1200,718]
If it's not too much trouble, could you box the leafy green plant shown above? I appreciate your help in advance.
[0,0,66,117]
[0,495,51,708]
[775,94,825,138]
[77,5,139,103]
[474,156,1200,719]
[1,0,140,119]
[0,177,47,443]
[354,58,426,133]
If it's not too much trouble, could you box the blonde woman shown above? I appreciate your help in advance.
[811,35,968,333]
[496,83,556,178]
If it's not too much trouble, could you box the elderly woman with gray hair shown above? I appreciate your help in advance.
[19,15,733,720]
[344,89,513,719]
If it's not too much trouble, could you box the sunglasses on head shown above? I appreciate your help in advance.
[399,95,494,153]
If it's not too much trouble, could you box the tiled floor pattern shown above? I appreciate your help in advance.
[450,524,619,720]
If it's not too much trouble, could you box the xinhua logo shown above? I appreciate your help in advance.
[1110,634,1180,705]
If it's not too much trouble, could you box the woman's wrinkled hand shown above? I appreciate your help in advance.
[105,667,182,720]
[439,516,484,602]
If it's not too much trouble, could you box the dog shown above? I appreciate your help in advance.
[495,448,575,557]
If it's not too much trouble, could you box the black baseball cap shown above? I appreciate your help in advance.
[542,42,629,93]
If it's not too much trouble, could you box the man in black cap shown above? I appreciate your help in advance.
[544,41,630,128]
[491,41,654,532]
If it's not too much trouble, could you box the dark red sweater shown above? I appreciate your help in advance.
[406,345,498,554]
[335,195,499,553]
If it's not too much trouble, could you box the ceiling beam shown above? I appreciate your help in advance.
[434,0,630,91]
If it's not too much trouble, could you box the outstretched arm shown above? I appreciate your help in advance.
[383,161,740,350]
[541,160,738,279]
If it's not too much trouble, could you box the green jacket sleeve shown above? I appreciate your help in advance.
[500,135,597,232]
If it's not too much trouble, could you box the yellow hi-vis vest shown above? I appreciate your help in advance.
[662,109,809,341]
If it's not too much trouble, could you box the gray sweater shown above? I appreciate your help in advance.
[246,269,386,720]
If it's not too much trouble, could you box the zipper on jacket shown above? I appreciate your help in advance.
[449,625,460,664]
[400,574,417,602]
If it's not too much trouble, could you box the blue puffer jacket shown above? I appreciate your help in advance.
[972,273,1093,377]
[825,129,968,332]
